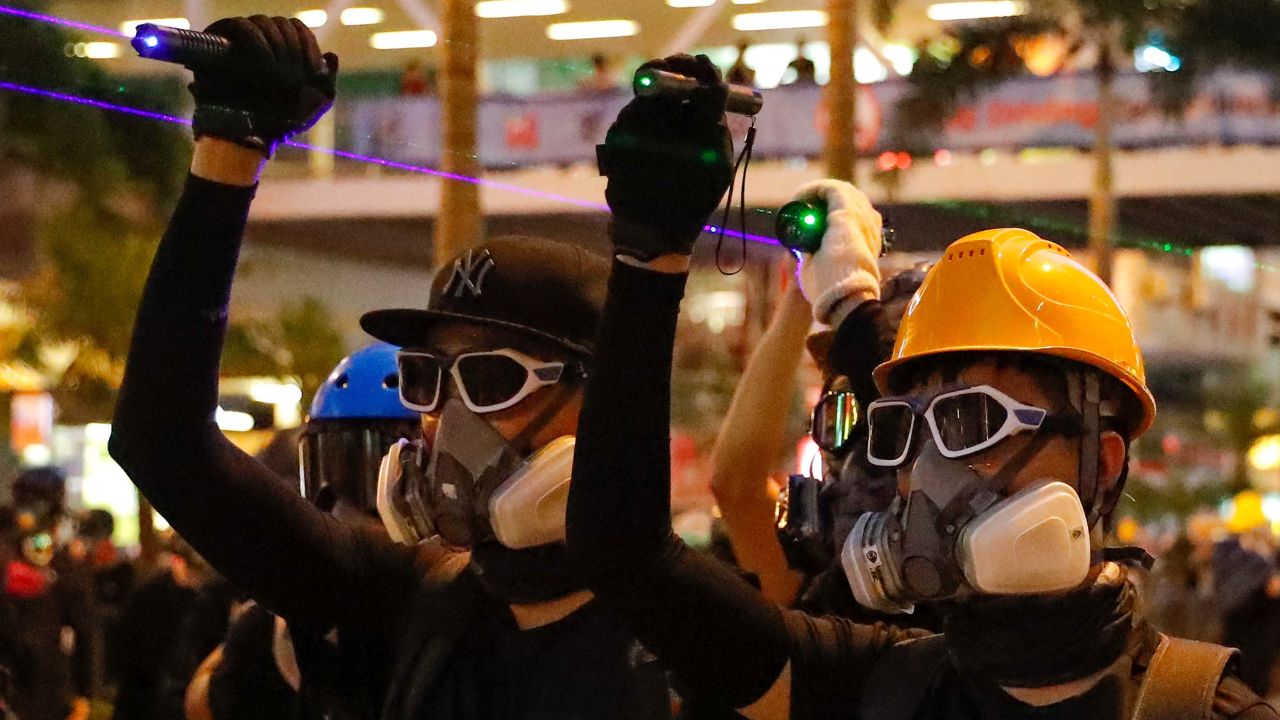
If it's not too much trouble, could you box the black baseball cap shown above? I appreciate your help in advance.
[361,237,609,358]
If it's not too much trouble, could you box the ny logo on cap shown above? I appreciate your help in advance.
[444,249,496,298]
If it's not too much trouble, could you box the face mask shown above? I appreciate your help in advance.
[376,399,575,550]
[841,440,1090,614]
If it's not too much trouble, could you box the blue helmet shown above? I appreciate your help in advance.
[309,342,417,421]
[301,343,419,513]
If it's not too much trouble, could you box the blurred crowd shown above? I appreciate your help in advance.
[0,431,301,720]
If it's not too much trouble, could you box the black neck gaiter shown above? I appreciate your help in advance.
[469,541,584,605]
[943,565,1139,688]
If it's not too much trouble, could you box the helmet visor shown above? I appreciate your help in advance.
[300,420,421,512]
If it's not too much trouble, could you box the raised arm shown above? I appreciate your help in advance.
[709,282,810,606]
[109,17,416,630]
[567,54,793,711]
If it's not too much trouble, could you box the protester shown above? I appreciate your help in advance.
[109,16,677,719]
[0,487,94,720]
[191,343,425,720]
[783,38,817,86]
[568,52,1279,719]
[399,59,430,96]
[73,509,133,616]
[726,41,756,87]
[108,538,218,720]
[708,282,810,606]
[1213,502,1280,696]
[578,53,616,93]
[709,266,934,619]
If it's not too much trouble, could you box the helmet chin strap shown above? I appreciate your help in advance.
[1078,372,1102,527]
[1074,370,1156,570]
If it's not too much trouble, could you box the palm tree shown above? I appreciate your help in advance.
[825,0,858,182]
[890,1,1186,285]
[825,0,904,184]
[436,0,482,266]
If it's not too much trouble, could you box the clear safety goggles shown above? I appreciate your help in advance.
[397,348,576,414]
[866,384,1074,468]
[811,387,859,454]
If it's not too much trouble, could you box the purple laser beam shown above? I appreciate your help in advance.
[0,5,128,38]
[0,81,186,123]
[0,79,781,245]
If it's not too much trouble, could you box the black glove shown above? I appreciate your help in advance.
[597,54,734,260]
[190,15,338,155]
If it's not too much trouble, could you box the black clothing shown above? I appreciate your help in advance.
[110,175,672,720]
[566,259,1280,720]
[155,579,238,720]
[1214,539,1280,694]
[108,570,199,720]
[209,605,301,720]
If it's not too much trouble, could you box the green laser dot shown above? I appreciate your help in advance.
[803,214,817,226]
[639,76,652,87]
[700,149,718,163]
[1163,243,1172,252]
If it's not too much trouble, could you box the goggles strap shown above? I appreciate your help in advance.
[935,428,1057,534]
[509,378,577,455]
[1097,545,1155,571]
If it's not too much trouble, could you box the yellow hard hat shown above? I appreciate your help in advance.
[873,228,1156,437]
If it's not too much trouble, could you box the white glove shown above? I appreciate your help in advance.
[791,180,883,325]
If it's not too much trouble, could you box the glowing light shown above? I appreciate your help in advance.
[21,443,51,465]
[142,35,159,48]
[882,42,917,76]
[1200,245,1256,293]
[927,2,1025,21]
[934,149,954,166]
[732,10,826,31]
[248,381,304,405]
[215,407,256,432]
[546,19,637,40]
[802,213,817,226]
[638,75,653,87]
[1136,44,1181,73]
[0,79,781,246]
[476,0,568,18]
[85,423,113,443]
[340,7,384,25]
[120,17,189,36]
[1251,436,1280,472]
[295,10,329,28]
[876,151,897,171]
[797,437,823,478]
[83,41,121,58]
[370,30,437,48]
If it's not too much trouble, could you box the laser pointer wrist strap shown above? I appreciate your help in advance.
[192,105,275,154]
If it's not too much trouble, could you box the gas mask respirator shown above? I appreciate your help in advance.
[842,383,1097,614]
[375,398,575,551]
[842,447,1091,613]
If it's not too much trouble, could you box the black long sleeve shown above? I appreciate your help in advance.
[567,260,792,709]
[109,175,417,633]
